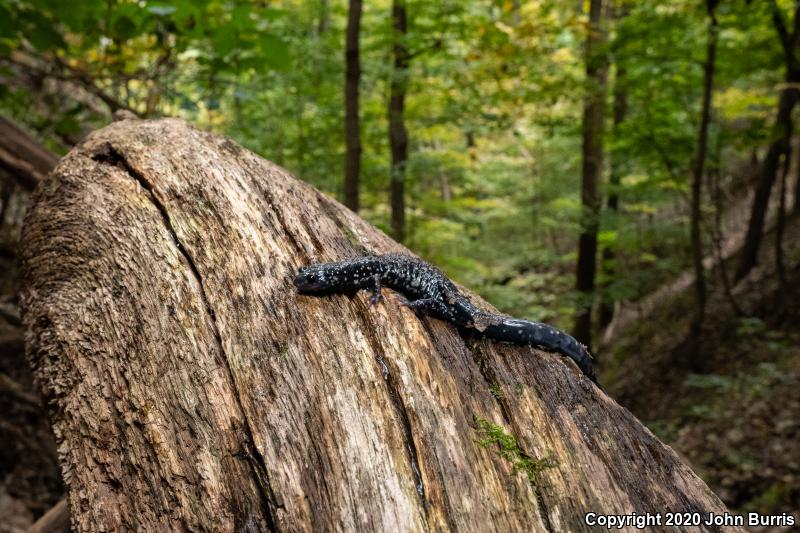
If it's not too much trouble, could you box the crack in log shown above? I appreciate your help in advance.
[411,318,474,532]
[351,300,428,512]
[91,144,279,531]
[535,489,555,533]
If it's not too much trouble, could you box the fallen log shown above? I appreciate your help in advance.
[20,117,740,531]
[0,115,59,191]
[27,498,69,533]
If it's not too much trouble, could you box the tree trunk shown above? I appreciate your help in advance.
[599,22,628,330]
[775,146,791,289]
[18,117,741,531]
[736,0,800,280]
[795,138,800,212]
[317,0,330,35]
[389,0,409,243]
[574,0,608,348]
[689,0,719,349]
[343,0,362,212]
[736,82,797,280]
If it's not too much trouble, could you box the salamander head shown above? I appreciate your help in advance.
[293,265,337,294]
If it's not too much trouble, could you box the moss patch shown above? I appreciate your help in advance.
[473,415,556,486]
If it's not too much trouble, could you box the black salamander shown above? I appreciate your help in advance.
[293,254,599,386]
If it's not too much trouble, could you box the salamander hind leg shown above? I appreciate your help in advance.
[368,274,383,305]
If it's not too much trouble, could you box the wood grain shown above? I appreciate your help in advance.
[20,118,740,532]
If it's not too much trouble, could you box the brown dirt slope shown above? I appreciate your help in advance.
[604,213,800,518]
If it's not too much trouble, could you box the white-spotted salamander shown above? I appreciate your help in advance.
[294,254,599,386]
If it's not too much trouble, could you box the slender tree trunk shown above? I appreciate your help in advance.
[344,0,363,212]
[599,22,628,330]
[389,0,409,242]
[689,0,719,348]
[795,141,800,212]
[466,130,478,162]
[736,0,800,280]
[574,0,608,347]
[710,147,744,316]
[736,86,797,280]
[318,0,330,35]
[776,147,791,289]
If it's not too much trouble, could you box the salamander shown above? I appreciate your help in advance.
[293,254,599,386]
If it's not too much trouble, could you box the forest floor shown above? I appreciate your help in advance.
[603,212,800,520]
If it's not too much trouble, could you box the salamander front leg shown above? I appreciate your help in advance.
[368,274,383,305]
[396,295,438,316]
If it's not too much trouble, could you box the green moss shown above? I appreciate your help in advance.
[489,383,503,400]
[275,341,289,359]
[340,224,367,253]
[473,415,556,486]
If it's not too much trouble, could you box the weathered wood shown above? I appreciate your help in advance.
[21,118,741,532]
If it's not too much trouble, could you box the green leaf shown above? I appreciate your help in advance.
[211,26,238,57]
[26,23,66,51]
[112,15,138,40]
[231,4,253,28]
[259,34,290,70]
[0,4,16,38]
[260,7,287,21]
[0,40,12,58]
[598,230,618,246]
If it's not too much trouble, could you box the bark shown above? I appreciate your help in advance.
[466,130,477,162]
[0,115,59,191]
[775,147,791,289]
[689,0,719,348]
[389,0,409,242]
[574,0,608,347]
[344,0,362,212]
[19,117,741,532]
[599,29,628,330]
[792,131,800,213]
[736,0,800,280]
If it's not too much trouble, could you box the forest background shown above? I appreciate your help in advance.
[0,0,798,527]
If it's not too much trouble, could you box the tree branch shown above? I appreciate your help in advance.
[3,53,142,117]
